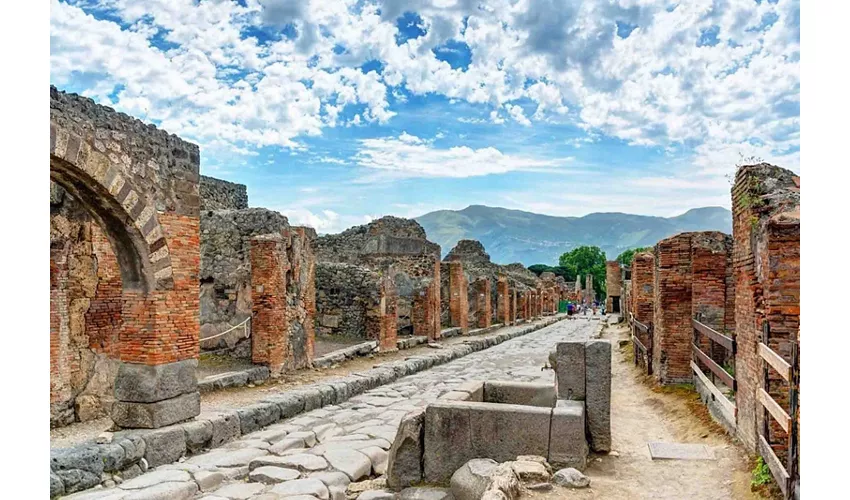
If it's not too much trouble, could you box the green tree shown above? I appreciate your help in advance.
[615,246,652,267]
[558,246,607,301]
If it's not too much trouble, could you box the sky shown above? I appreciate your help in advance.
[50,0,800,234]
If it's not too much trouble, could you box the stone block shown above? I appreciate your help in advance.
[387,408,425,490]
[468,402,551,463]
[182,419,213,454]
[113,359,198,403]
[549,342,585,400]
[423,402,474,485]
[207,411,242,448]
[454,381,484,402]
[264,393,305,420]
[140,426,187,468]
[548,400,588,470]
[585,340,611,452]
[111,391,200,429]
[483,380,555,408]
[237,402,282,435]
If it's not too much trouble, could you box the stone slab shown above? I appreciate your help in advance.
[550,342,585,400]
[548,401,587,470]
[112,392,200,429]
[423,402,474,484]
[647,442,715,460]
[114,359,198,403]
[467,401,551,463]
[483,380,556,408]
[585,340,611,452]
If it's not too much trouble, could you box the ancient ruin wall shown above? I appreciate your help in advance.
[631,253,655,326]
[200,208,290,354]
[51,87,201,428]
[473,277,492,328]
[200,175,248,210]
[732,164,800,453]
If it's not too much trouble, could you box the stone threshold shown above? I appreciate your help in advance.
[50,315,569,498]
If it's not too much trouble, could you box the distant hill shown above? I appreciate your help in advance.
[415,205,732,266]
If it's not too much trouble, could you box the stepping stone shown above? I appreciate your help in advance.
[647,442,715,460]
[210,482,266,499]
[186,448,269,468]
[119,469,191,490]
[273,453,330,472]
[359,446,388,475]
[270,478,330,499]
[323,449,372,481]
[249,466,301,484]
[123,481,199,500]
[270,437,307,455]
[289,431,318,447]
[309,471,351,489]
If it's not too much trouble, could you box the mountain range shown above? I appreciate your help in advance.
[415,205,733,266]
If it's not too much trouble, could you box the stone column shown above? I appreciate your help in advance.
[497,276,509,325]
[448,262,469,333]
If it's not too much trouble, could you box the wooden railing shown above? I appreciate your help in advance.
[691,317,737,425]
[757,321,799,500]
[630,312,653,375]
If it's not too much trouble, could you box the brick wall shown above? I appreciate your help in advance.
[652,233,694,385]
[732,163,800,454]
[631,253,654,326]
[250,235,289,374]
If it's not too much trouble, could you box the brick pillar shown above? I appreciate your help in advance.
[448,262,469,333]
[606,261,621,312]
[497,276,509,325]
[509,288,517,325]
[377,275,399,351]
[250,234,289,375]
[632,253,654,325]
[474,277,491,328]
[652,233,693,385]
[732,164,800,453]
[414,277,441,341]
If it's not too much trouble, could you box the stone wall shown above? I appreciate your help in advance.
[732,163,800,454]
[200,175,248,210]
[315,216,441,341]
[200,208,290,354]
[50,185,120,427]
[50,87,202,428]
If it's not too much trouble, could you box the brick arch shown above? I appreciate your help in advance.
[50,125,173,292]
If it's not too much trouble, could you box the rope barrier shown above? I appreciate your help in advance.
[200,316,251,343]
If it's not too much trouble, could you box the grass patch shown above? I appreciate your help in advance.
[749,456,782,498]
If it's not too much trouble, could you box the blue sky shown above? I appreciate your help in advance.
[50,0,800,233]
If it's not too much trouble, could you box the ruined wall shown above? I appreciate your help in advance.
[249,229,316,375]
[606,261,622,312]
[473,277,492,328]
[50,185,121,427]
[631,253,655,325]
[200,208,290,355]
[51,87,202,428]
[732,164,800,453]
[317,263,386,339]
[315,216,441,340]
[200,175,248,210]
[652,232,732,385]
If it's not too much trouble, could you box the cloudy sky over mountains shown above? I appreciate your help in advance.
[50,0,800,233]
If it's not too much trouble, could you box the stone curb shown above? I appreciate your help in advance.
[49,315,567,498]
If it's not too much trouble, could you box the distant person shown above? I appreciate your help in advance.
[567,303,574,315]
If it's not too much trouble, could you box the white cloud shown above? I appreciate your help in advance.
[52,0,800,177]
[354,134,573,179]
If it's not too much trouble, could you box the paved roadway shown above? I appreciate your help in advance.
[67,316,601,500]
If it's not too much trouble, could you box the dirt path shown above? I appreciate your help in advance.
[530,321,760,500]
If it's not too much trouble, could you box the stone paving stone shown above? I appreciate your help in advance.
[323,448,372,481]
[309,471,351,489]
[271,453,330,472]
[100,318,585,498]
[193,470,225,492]
[359,446,389,475]
[270,478,330,499]
[288,431,318,447]
[209,482,266,499]
[123,480,198,500]
[270,437,307,455]
[185,448,268,468]
[249,465,302,483]
[118,469,191,489]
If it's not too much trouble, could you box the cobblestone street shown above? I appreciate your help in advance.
[66,317,601,500]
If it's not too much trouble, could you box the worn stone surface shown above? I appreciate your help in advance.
[482,380,555,408]
[248,466,301,484]
[585,340,612,452]
[112,391,200,429]
[450,458,498,500]
[386,408,425,490]
[270,478,330,499]
[398,486,455,500]
[549,342,585,400]
[548,401,588,469]
[322,448,371,481]
[210,482,267,499]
